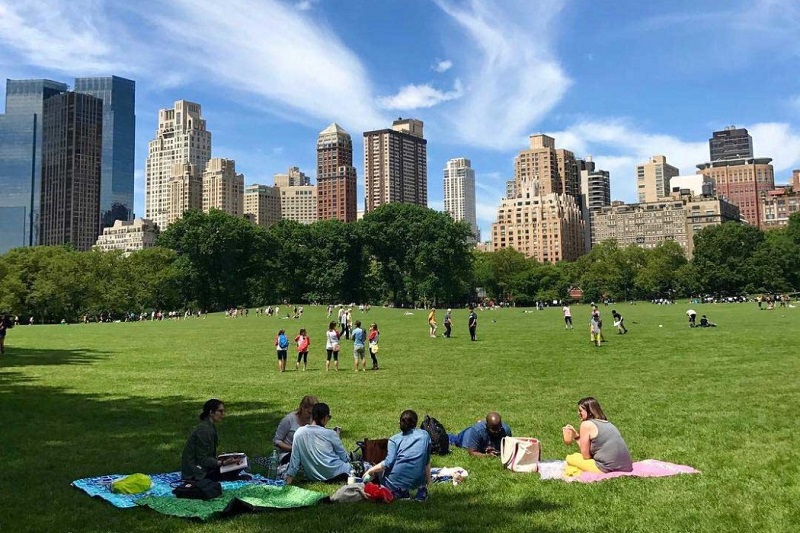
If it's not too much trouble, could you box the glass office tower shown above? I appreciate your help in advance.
[0,79,68,253]
[75,76,136,227]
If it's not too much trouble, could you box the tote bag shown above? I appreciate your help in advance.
[500,437,541,473]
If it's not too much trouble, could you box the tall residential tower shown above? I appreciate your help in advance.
[316,123,357,222]
[443,157,478,240]
[364,118,427,212]
[145,100,211,230]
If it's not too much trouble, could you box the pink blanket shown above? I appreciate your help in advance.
[567,459,700,483]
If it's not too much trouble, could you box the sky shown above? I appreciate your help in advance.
[2,0,800,239]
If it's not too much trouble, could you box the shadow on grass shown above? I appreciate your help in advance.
[0,373,287,533]
[0,346,112,367]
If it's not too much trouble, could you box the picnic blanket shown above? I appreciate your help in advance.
[538,459,700,483]
[137,485,326,520]
[71,472,282,508]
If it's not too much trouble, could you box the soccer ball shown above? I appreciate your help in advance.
[659,324,663,328]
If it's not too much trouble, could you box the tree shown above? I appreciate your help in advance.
[634,240,688,299]
[691,222,765,295]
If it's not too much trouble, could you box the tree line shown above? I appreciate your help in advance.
[1,206,798,322]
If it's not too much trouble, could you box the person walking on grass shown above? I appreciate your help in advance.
[428,307,438,338]
[352,320,367,372]
[590,314,602,347]
[468,307,478,341]
[325,321,341,372]
[275,329,289,372]
[368,323,380,370]
[443,308,453,338]
[611,310,628,334]
[563,305,573,330]
[295,328,310,371]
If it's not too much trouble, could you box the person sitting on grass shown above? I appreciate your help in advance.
[181,399,247,481]
[561,396,632,476]
[449,412,511,457]
[285,403,350,484]
[699,315,717,327]
[363,409,432,501]
[274,395,318,465]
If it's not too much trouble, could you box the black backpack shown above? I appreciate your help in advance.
[421,415,450,455]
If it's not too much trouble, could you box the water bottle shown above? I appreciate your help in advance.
[348,468,357,485]
[268,450,279,480]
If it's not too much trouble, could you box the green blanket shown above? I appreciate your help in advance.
[137,485,326,520]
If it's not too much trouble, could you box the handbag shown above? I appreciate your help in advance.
[333,344,340,353]
[355,438,389,464]
[370,344,379,353]
[173,478,222,500]
[500,437,541,473]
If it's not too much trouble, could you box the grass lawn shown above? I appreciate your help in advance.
[1,303,799,532]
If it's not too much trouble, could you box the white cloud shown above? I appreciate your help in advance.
[0,0,387,132]
[434,0,571,150]
[380,80,463,110]
[433,60,453,73]
[295,0,318,11]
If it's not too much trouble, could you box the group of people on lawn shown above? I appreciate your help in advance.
[181,395,632,500]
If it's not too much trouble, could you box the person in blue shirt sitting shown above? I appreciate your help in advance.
[363,410,432,501]
[449,412,512,457]
[285,403,350,484]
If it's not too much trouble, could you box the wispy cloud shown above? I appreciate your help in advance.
[0,0,386,132]
[433,59,453,73]
[434,0,571,150]
[380,80,463,110]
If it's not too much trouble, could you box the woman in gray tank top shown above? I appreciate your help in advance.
[562,397,633,474]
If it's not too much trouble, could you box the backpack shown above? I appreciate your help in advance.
[421,415,450,455]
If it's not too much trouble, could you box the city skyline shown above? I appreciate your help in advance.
[2,1,800,238]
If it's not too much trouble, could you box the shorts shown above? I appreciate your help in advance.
[327,349,339,361]
[277,350,287,361]
[354,346,365,359]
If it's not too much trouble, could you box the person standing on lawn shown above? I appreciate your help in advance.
[443,308,453,338]
[468,307,478,341]
[368,323,380,370]
[428,308,438,338]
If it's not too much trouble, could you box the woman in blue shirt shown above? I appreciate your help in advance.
[363,410,432,501]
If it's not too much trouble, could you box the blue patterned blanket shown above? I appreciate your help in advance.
[71,472,283,508]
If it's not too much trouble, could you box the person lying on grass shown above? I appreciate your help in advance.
[449,412,511,457]
[363,410,432,501]
[562,396,632,475]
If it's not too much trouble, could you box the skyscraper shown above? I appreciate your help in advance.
[75,76,136,227]
[443,157,478,240]
[363,118,427,212]
[145,100,211,231]
[167,162,202,227]
[39,92,103,251]
[710,126,753,162]
[491,134,585,263]
[274,166,310,188]
[636,155,680,203]
[0,79,68,252]
[203,158,244,216]
[577,157,611,251]
[244,184,281,228]
[316,123,357,222]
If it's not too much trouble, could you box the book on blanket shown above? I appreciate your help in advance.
[218,453,248,473]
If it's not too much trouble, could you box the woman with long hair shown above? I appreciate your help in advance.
[274,395,318,464]
[562,396,632,475]
[325,321,341,372]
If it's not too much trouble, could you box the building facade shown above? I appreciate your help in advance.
[637,155,680,203]
[669,174,716,197]
[590,192,740,258]
[74,76,136,227]
[203,158,244,216]
[0,79,69,252]
[443,157,478,240]
[710,126,753,162]
[761,170,800,229]
[145,100,211,231]
[39,92,104,251]
[363,118,428,212]
[274,166,310,188]
[279,184,317,225]
[94,218,158,254]
[696,157,774,228]
[316,123,357,222]
[244,184,281,228]
[168,162,202,226]
[578,157,611,252]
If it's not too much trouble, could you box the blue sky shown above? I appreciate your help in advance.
[2,0,800,238]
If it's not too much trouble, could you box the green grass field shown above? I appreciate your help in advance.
[1,303,799,532]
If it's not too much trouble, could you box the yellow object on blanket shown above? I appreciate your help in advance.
[564,453,602,477]
[111,473,152,494]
